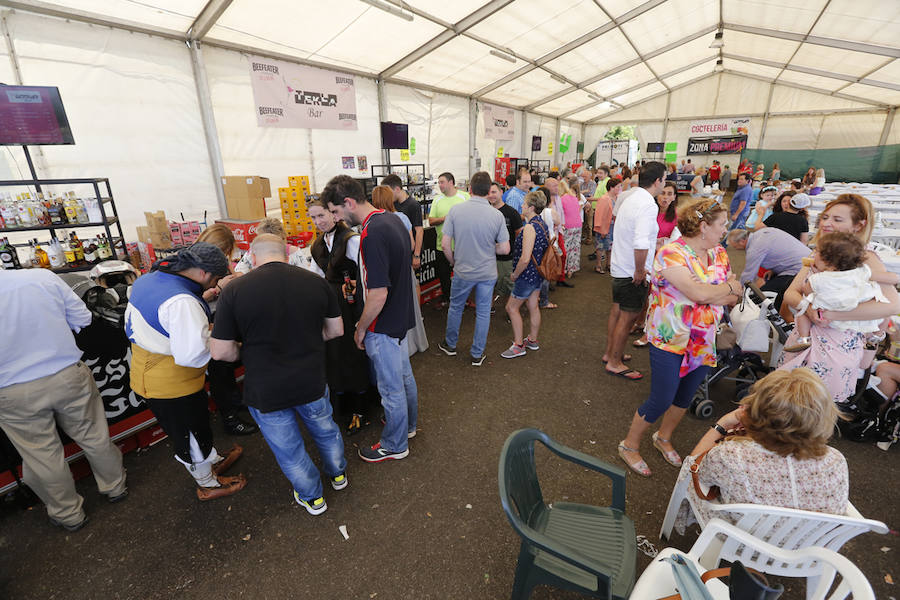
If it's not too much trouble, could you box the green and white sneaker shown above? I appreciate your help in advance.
[294,491,327,515]
[330,473,348,490]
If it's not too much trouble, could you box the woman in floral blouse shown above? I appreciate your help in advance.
[673,368,848,535]
[618,198,741,477]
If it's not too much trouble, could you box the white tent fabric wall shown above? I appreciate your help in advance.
[472,104,526,173]
[382,84,469,183]
[3,11,219,235]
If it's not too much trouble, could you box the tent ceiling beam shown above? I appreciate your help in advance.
[722,53,900,92]
[589,106,888,126]
[832,57,895,94]
[473,0,667,99]
[585,72,720,125]
[0,0,186,41]
[378,0,514,79]
[188,0,233,41]
[723,68,891,108]
[523,25,718,110]
[591,0,670,93]
[557,56,713,119]
[769,0,831,81]
[723,23,900,59]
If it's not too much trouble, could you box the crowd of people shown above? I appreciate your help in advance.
[0,153,893,581]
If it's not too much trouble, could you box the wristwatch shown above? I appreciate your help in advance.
[711,423,728,436]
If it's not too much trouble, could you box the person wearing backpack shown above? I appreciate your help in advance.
[502,191,552,359]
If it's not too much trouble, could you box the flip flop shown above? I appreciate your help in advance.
[542,302,558,310]
[607,367,642,380]
[602,355,632,363]
[633,337,649,347]
[618,441,651,477]
[594,268,606,274]
[652,432,682,467]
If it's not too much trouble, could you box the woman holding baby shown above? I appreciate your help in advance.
[779,194,900,407]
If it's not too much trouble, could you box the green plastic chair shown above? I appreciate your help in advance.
[498,428,637,600]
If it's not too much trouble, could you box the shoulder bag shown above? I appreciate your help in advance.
[529,219,562,282]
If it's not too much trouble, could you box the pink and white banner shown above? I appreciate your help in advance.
[689,117,750,137]
[249,56,358,130]
[482,103,515,140]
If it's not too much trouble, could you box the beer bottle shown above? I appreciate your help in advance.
[343,270,356,305]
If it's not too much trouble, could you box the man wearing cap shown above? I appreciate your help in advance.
[125,242,246,501]
[763,192,811,244]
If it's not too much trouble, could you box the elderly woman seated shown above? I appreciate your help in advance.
[672,368,848,534]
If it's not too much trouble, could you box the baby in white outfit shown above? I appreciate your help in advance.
[786,232,894,353]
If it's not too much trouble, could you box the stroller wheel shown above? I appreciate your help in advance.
[693,399,715,419]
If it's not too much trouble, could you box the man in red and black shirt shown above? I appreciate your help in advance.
[708,160,721,184]
[323,175,419,463]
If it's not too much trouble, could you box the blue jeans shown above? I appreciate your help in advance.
[365,331,418,452]
[444,276,497,358]
[248,392,346,501]
[637,345,712,423]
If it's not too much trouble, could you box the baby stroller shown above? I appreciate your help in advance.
[689,283,792,419]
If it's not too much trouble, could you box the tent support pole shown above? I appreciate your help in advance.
[188,40,228,219]
[377,79,389,168]
[521,112,528,159]
[757,82,776,149]
[469,98,477,177]
[661,92,671,145]
[878,107,896,147]
[554,119,561,168]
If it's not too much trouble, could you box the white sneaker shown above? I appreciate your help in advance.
[501,344,527,359]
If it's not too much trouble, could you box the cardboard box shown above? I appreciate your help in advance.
[222,176,271,221]
[216,219,261,251]
[144,211,168,233]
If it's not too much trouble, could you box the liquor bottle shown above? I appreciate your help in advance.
[64,197,79,224]
[0,237,20,269]
[33,195,51,226]
[98,233,113,259]
[74,195,89,224]
[55,196,69,224]
[61,232,77,266]
[47,237,65,268]
[33,239,49,268]
[16,197,35,227]
[83,238,97,264]
[70,232,85,264]
[0,194,16,228]
[342,270,356,304]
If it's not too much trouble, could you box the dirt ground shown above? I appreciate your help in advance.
[1,244,898,600]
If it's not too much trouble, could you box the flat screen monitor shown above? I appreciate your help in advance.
[380,122,408,149]
[0,85,75,145]
[576,141,584,154]
[646,142,664,153]
[531,136,542,152]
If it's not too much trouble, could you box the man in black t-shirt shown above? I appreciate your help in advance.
[209,234,347,516]
[489,181,523,297]
[323,175,419,464]
[382,174,424,270]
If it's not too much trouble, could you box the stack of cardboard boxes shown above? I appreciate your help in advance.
[280,176,314,236]
[136,211,173,249]
[222,176,270,221]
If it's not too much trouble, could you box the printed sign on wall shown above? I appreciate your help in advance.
[249,56,358,130]
[689,117,750,137]
[687,135,749,155]
[482,103,515,140]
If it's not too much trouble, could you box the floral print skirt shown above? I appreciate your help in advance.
[778,324,864,404]
[563,227,581,275]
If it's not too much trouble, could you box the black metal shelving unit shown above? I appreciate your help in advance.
[371,163,434,216]
[0,178,126,273]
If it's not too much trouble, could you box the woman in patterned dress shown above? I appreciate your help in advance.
[617,198,742,477]
[672,368,848,535]
[779,194,900,405]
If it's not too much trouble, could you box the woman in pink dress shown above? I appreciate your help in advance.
[779,194,900,405]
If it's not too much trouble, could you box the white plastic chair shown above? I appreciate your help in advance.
[632,519,876,600]
[659,472,888,556]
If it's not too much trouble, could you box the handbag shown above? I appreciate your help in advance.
[730,288,771,353]
[716,324,738,350]
[658,557,783,600]
[530,220,562,282]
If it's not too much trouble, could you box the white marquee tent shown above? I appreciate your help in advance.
[1,0,899,234]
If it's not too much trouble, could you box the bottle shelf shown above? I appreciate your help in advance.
[0,216,118,234]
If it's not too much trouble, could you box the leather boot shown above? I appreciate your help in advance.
[196,474,247,501]
[224,414,258,435]
[211,444,243,476]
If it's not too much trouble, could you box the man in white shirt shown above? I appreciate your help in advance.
[603,161,666,380]
[0,270,128,531]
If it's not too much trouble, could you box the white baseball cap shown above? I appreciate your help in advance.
[790,193,811,209]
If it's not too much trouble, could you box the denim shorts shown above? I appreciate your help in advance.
[511,277,541,300]
[593,232,613,252]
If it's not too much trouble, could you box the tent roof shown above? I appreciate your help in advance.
[6,0,900,121]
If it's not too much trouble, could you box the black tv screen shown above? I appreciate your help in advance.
[531,136,542,152]
[646,142,664,153]
[380,122,408,149]
[0,85,75,145]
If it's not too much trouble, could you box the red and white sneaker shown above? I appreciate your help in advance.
[358,442,409,462]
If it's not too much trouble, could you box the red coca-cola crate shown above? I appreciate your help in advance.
[287,232,315,248]
[215,219,262,251]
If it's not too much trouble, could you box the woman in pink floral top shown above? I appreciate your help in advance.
[618,198,741,477]
[673,368,848,535]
